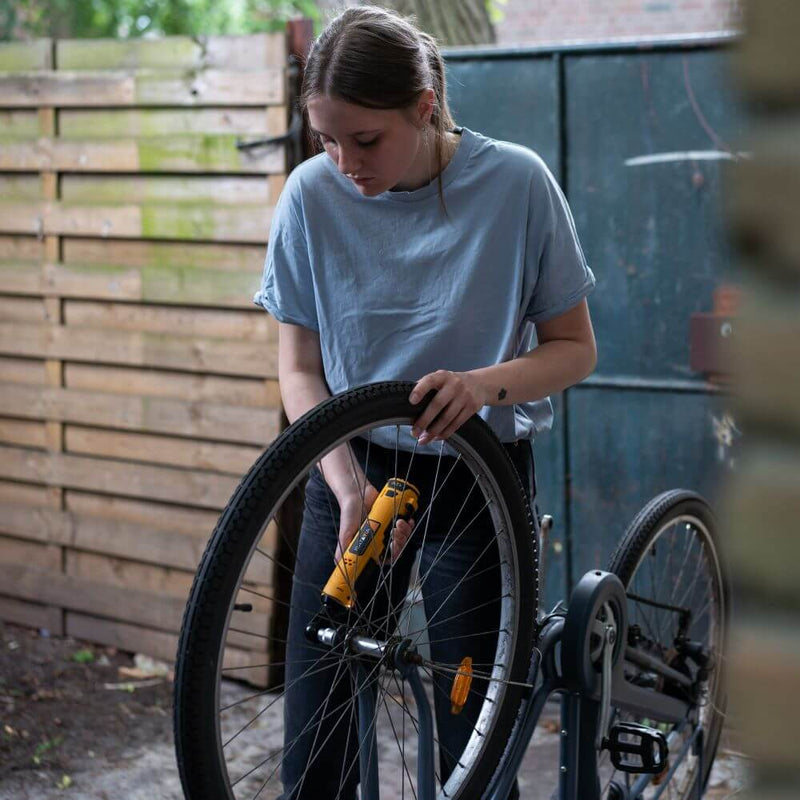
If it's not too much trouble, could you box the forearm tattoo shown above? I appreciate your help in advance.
[497,387,507,401]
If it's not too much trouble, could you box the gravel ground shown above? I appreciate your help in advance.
[0,622,748,799]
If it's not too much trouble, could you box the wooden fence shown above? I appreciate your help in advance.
[0,33,291,685]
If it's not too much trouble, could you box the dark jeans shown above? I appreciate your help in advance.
[278,437,537,799]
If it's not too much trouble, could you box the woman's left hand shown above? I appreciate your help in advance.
[408,370,488,444]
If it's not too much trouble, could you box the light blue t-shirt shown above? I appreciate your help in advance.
[254,126,595,451]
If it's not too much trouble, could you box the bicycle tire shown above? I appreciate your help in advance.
[606,489,729,798]
[174,381,539,800]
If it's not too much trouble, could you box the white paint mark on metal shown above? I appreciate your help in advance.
[625,151,752,167]
[711,412,741,470]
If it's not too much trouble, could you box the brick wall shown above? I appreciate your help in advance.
[319,1,742,45]
[495,0,741,45]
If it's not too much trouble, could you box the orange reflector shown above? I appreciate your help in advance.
[652,761,670,785]
[450,657,473,715]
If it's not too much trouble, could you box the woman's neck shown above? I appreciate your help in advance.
[391,128,461,192]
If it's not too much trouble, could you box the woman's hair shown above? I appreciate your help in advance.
[299,5,456,213]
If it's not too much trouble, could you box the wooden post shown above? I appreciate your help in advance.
[725,0,800,792]
[260,19,317,688]
[286,18,316,165]
[39,41,66,637]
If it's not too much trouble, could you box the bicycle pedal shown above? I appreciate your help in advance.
[603,721,668,774]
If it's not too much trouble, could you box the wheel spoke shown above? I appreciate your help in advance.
[378,689,420,800]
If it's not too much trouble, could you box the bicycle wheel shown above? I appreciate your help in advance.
[605,490,728,799]
[174,381,539,800]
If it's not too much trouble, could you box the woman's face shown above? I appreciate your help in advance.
[307,92,434,196]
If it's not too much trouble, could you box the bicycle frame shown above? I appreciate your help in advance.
[492,570,705,800]
[352,570,705,800]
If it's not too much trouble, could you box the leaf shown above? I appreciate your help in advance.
[486,0,508,25]
[57,774,73,790]
[71,649,95,664]
[33,735,64,762]
[103,678,163,691]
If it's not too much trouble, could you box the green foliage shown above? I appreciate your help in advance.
[485,0,507,26]
[70,648,94,663]
[0,0,322,40]
[32,736,64,765]
[245,0,322,34]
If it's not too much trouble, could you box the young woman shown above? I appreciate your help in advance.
[254,6,597,798]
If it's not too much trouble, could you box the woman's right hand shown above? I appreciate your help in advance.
[334,484,416,564]
[335,484,379,563]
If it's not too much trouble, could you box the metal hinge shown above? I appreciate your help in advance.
[236,105,303,152]
[236,55,304,154]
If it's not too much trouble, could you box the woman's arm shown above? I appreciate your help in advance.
[473,297,597,405]
[278,321,368,502]
[278,321,329,423]
[409,299,597,444]
[278,321,414,557]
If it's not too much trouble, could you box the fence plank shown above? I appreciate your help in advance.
[64,364,279,408]
[65,426,262,475]
[0,384,280,444]
[0,40,53,71]
[0,262,47,295]
[61,173,277,205]
[66,491,219,537]
[66,550,196,600]
[0,323,277,377]
[0,202,273,243]
[0,296,47,321]
[65,550,271,615]
[0,111,40,140]
[56,33,286,71]
[59,106,285,139]
[0,418,47,449]
[0,479,58,507]
[0,261,262,309]
[0,69,284,107]
[0,501,277,580]
[0,534,61,570]
[62,237,264,271]
[0,175,42,201]
[60,262,260,307]
[0,135,286,174]
[0,560,269,651]
[63,301,275,341]
[0,445,238,508]
[0,562,186,631]
[0,356,46,384]
[0,235,43,261]
[0,595,63,634]
[66,613,269,684]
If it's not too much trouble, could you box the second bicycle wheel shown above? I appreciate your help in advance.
[605,490,728,799]
[174,382,539,800]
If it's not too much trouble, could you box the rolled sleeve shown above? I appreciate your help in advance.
[253,183,319,332]
[523,156,595,324]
